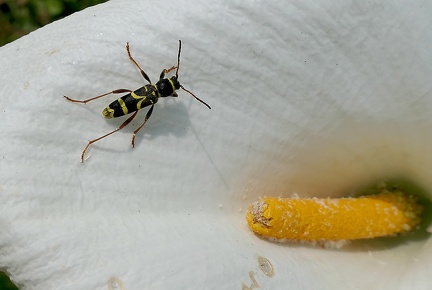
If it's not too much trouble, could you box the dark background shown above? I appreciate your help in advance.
[0,0,107,46]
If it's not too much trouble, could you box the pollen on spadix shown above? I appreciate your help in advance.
[246,189,422,243]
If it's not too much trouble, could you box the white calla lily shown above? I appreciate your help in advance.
[1,0,431,289]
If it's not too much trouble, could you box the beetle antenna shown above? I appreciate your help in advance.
[176,40,210,109]
[180,85,211,109]
[175,40,181,78]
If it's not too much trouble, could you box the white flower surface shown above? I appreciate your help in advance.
[1,0,432,289]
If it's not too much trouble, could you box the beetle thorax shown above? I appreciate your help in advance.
[156,76,181,97]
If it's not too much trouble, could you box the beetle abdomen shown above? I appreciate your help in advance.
[102,85,159,118]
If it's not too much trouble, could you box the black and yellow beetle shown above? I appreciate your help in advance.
[64,40,210,162]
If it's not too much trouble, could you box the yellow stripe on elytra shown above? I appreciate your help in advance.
[118,98,128,115]
[136,98,146,109]
[102,107,115,118]
[131,91,142,100]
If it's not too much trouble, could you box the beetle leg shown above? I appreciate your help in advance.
[64,89,132,104]
[81,110,139,162]
[126,42,152,84]
[131,103,154,147]
[159,66,177,80]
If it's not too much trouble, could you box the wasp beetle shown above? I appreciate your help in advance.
[64,40,210,162]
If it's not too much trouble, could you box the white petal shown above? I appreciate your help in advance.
[0,0,431,289]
